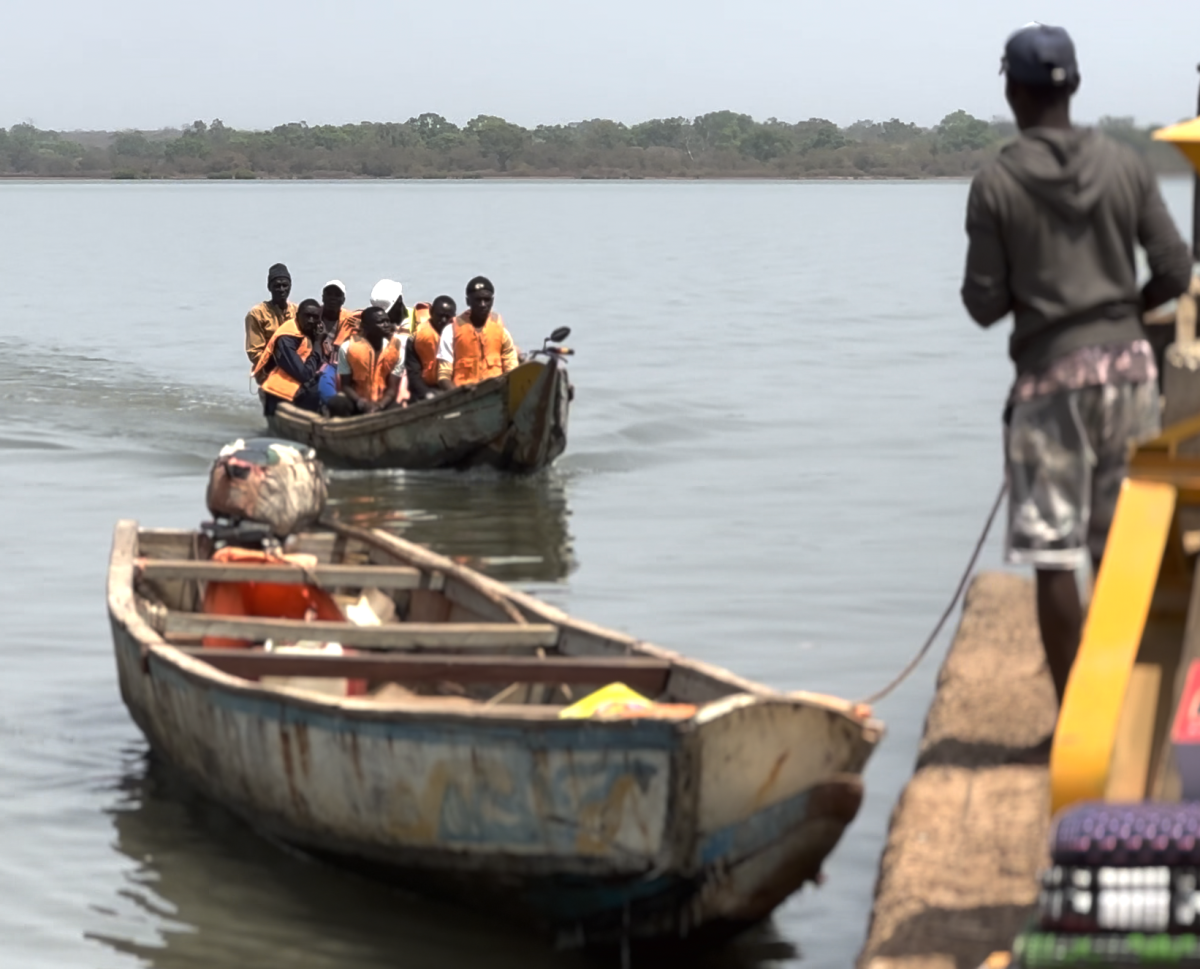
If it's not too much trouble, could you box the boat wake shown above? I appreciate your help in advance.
[0,338,264,464]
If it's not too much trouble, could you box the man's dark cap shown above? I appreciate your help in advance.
[466,275,494,297]
[267,262,291,282]
[1001,23,1079,88]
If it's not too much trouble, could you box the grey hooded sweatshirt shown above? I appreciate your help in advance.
[961,127,1192,375]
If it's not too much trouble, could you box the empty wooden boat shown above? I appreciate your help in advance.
[108,517,882,947]
[267,356,570,473]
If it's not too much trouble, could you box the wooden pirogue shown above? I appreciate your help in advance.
[108,517,882,947]
[267,356,570,473]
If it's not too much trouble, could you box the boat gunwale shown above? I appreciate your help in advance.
[110,519,880,735]
[271,362,542,436]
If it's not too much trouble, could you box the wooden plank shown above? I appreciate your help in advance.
[283,532,338,562]
[326,520,527,624]
[179,649,671,692]
[137,529,196,560]
[139,559,422,590]
[161,612,559,650]
[1103,663,1163,802]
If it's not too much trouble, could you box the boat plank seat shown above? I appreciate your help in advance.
[159,611,560,651]
[138,559,426,591]
[179,649,671,692]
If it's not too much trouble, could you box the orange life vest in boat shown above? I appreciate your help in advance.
[252,320,311,401]
[201,547,345,648]
[343,334,402,404]
[411,302,431,329]
[200,547,365,696]
[413,320,441,386]
[331,308,359,348]
[451,312,506,386]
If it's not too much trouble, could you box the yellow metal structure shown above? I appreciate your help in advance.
[1049,480,1175,812]
[1050,418,1200,813]
[1154,116,1200,176]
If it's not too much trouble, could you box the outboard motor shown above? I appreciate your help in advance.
[204,438,327,547]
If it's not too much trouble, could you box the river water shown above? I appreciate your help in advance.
[1,177,1192,967]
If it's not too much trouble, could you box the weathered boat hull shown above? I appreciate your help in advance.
[108,522,880,946]
[266,358,570,473]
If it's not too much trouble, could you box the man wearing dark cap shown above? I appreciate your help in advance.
[437,276,519,389]
[962,23,1193,703]
[245,263,298,377]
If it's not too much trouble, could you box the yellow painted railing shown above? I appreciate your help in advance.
[1049,479,1176,813]
[1049,417,1200,814]
[1153,116,1200,177]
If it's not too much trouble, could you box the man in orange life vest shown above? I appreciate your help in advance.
[252,299,332,416]
[437,277,519,390]
[408,295,456,399]
[245,263,297,375]
[334,306,408,414]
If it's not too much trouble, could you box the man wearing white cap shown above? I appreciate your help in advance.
[370,279,414,336]
[321,280,359,348]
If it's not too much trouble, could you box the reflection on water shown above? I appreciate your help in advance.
[93,752,797,969]
[92,750,585,969]
[326,468,577,585]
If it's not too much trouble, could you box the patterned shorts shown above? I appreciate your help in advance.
[1005,381,1161,569]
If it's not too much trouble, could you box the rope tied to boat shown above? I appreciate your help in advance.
[857,480,1007,706]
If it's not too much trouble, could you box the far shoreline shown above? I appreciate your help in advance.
[0,172,981,183]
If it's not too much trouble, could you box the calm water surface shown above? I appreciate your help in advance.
[1,178,1192,968]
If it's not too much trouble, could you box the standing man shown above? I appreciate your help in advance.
[437,276,519,389]
[245,263,297,376]
[962,23,1193,702]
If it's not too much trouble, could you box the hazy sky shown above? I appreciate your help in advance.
[5,0,1199,132]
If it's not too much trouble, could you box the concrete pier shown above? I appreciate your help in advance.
[858,572,1058,969]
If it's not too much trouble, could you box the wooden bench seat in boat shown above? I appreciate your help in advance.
[178,649,672,693]
[137,559,426,590]
[155,612,560,651]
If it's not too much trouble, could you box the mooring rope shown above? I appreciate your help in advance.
[857,480,1008,706]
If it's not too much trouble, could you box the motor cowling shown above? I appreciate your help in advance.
[206,438,327,539]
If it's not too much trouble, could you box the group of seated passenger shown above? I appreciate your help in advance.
[245,263,519,417]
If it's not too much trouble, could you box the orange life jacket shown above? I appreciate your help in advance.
[411,302,431,329]
[413,320,441,386]
[331,309,359,348]
[252,320,311,401]
[201,547,344,648]
[451,312,506,386]
[199,547,366,696]
[343,334,402,404]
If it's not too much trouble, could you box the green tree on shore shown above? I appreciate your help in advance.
[936,110,996,152]
[467,115,528,171]
[0,111,1187,180]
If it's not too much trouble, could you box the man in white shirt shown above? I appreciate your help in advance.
[436,276,519,389]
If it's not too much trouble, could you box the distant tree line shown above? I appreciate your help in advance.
[0,111,1190,179]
